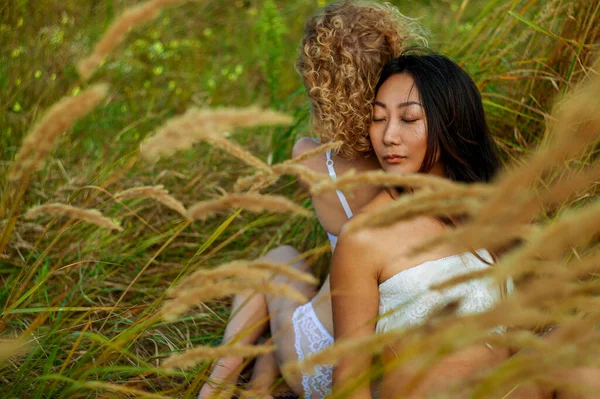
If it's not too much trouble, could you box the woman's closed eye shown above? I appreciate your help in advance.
[401,112,422,123]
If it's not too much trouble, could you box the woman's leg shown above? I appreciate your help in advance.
[198,245,319,398]
[263,246,321,395]
[247,350,279,399]
[197,290,270,398]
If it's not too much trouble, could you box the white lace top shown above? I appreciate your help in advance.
[376,249,504,333]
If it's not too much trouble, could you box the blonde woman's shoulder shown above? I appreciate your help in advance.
[292,136,321,158]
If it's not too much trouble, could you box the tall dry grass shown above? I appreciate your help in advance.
[1,0,599,398]
[23,203,123,231]
[77,0,184,80]
[281,58,600,398]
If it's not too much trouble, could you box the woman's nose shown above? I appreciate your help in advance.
[383,121,402,146]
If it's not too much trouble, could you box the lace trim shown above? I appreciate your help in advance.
[292,302,333,399]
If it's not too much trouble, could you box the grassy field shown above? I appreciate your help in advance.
[1,0,599,397]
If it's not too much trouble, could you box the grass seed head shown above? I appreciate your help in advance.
[309,170,460,195]
[233,172,280,192]
[77,0,183,80]
[175,259,318,293]
[0,339,29,362]
[162,343,275,370]
[23,203,123,231]
[204,135,274,173]
[140,106,292,163]
[282,140,344,165]
[345,191,483,233]
[162,279,307,321]
[9,84,109,181]
[114,185,187,217]
[186,193,311,221]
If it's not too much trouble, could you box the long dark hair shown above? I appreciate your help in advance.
[375,51,501,183]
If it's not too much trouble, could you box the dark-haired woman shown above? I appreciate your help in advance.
[331,53,544,398]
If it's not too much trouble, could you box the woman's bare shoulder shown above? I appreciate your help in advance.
[291,137,327,171]
[334,223,387,275]
[292,136,321,158]
[343,209,447,264]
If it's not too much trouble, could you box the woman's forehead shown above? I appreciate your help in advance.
[375,73,421,105]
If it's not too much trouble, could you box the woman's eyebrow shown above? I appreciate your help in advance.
[374,100,422,108]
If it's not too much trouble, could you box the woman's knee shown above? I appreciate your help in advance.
[262,245,301,265]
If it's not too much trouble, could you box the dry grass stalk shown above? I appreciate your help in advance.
[490,198,600,284]
[309,170,463,196]
[348,199,481,233]
[114,185,187,217]
[272,163,329,185]
[376,308,588,398]
[429,268,493,292]
[233,172,276,192]
[474,62,600,228]
[0,339,28,361]
[202,106,293,129]
[406,150,600,257]
[166,268,273,297]
[140,106,292,163]
[538,165,600,208]
[565,249,600,279]
[77,0,183,80]
[282,331,399,377]
[162,343,275,370]
[80,381,175,399]
[233,164,328,192]
[465,317,600,396]
[407,223,539,262]
[345,191,483,233]
[492,164,600,232]
[285,314,491,381]
[247,175,281,193]
[176,260,318,291]
[9,84,109,181]
[23,203,122,231]
[204,135,273,173]
[186,193,311,221]
[282,140,344,165]
[410,165,600,261]
[162,280,307,321]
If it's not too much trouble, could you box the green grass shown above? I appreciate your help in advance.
[0,0,598,397]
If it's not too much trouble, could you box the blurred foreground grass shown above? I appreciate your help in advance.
[0,0,599,397]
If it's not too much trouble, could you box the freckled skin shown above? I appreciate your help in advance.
[369,73,445,178]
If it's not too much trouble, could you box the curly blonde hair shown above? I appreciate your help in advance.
[296,0,426,160]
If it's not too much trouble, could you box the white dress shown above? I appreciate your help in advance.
[376,249,505,333]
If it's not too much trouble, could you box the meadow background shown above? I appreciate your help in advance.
[1,0,599,397]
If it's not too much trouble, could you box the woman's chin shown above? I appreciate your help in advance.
[381,163,418,175]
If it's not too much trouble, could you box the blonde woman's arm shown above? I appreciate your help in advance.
[330,229,381,399]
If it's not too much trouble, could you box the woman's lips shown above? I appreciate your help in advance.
[383,155,407,164]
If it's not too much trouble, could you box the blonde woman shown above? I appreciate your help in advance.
[198,1,422,398]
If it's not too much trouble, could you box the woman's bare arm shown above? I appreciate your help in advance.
[330,229,381,399]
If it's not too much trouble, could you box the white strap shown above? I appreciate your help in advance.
[325,149,337,178]
[325,150,353,219]
[327,232,338,250]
